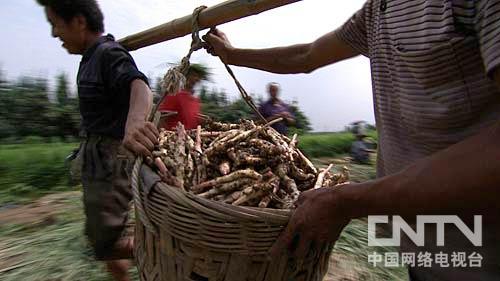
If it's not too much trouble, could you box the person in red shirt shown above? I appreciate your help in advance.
[159,64,209,130]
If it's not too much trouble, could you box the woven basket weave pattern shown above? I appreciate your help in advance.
[135,166,333,281]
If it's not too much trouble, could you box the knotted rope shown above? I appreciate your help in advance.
[156,5,207,115]
[132,5,268,234]
[158,6,266,123]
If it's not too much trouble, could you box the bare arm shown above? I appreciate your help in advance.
[271,69,500,257]
[349,70,500,217]
[349,122,500,218]
[265,111,295,125]
[122,79,159,158]
[204,29,359,74]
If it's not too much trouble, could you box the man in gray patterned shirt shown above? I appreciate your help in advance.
[205,1,500,280]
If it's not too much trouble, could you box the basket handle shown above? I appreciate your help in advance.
[131,111,162,235]
[131,155,158,235]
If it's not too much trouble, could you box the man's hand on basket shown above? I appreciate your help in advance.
[203,28,234,63]
[123,119,159,158]
[269,186,352,259]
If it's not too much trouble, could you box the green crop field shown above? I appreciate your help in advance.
[298,131,377,158]
[0,133,406,281]
[0,142,78,204]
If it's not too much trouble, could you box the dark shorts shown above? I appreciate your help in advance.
[80,135,133,260]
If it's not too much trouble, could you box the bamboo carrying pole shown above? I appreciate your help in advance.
[118,0,302,51]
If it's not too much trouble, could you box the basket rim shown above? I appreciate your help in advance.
[138,164,292,225]
[154,176,291,224]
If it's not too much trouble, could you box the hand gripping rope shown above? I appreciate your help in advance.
[132,6,268,234]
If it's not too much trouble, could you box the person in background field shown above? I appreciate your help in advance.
[204,0,500,279]
[159,64,210,130]
[351,132,370,164]
[36,1,159,280]
[258,82,295,135]
[350,123,375,164]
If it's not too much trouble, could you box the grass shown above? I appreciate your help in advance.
[331,219,406,281]
[0,219,404,281]
[298,132,355,158]
[0,194,139,281]
[0,133,407,280]
[0,155,407,281]
[0,132,372,205]
[0,142,78,205]
[320,159,405,281]
[297,130,377,158]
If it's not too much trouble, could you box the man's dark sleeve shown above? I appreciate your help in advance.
[102,46,149,94]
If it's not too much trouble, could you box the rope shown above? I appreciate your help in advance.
[156,5,266,123]
[132,6,208,235]
[155,5,207,120]
[222,64,266,122]
[132,5,268,234]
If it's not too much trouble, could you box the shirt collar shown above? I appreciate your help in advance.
[81,34,115,62]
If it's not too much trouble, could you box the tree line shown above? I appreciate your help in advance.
[0,70,312,142]
[0,71,80,141]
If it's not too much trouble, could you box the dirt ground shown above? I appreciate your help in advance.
[0,158,394,280]
[0,192,80,226]
[0,192,365,279]
[0,193,79,275]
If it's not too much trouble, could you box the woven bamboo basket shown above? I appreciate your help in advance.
[133,164,334,281]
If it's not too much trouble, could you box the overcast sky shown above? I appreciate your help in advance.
[0,0,373,131]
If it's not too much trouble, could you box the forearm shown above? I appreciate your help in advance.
[227,44,312,74]
[342,122,500,218]
[227,32,358,74]
[126,79,152,126]
[265,114,294,125]
[122,79,159,157]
